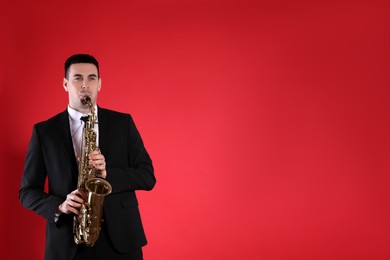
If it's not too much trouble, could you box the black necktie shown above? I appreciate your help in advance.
[80,115,89,123]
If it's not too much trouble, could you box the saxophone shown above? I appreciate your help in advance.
[73,96,112,246]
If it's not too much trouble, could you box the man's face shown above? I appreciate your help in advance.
[63,63,101,113]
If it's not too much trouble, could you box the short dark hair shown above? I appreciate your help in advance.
[64,54,100,79]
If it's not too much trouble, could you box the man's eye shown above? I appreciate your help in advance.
[89,77,96,80]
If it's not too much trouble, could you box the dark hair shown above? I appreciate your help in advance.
[64,54,100,79]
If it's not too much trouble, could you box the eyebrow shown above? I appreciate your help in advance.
[72,73,98,78]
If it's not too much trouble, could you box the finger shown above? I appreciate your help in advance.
[68,194,84,204]
[89,150,104,157]
[71,189,83,196]
[89,156,100,164]
[97,164,106,171]
[90,159,105,168]
[98,170,107,179]
[89,150,101,157]
[61,201,81,215]
[90,155,104,162]
[66,205,80,215]
[68,197,83,207]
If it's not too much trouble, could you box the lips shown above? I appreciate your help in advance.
[80,90,91,95]
[79,92,92,98]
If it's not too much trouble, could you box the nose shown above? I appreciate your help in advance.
[81,79,87,89]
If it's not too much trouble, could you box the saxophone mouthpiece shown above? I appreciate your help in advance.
[81,96,91,105]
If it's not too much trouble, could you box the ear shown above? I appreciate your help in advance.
[63,78,69,92]
[98,78,102,92]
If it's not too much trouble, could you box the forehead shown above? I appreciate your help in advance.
[68,63,98,76]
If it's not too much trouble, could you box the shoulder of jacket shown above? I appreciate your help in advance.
[35,110,67,128]
[98,107,131,118]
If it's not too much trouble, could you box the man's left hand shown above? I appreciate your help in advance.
[89,150,107,179]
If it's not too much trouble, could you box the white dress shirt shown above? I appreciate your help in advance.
[67,105,99,159]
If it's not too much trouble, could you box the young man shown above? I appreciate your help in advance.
[19,54,156,260]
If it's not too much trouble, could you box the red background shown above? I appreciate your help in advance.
[1,0,389,259]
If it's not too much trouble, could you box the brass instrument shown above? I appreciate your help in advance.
[73,96,112,246]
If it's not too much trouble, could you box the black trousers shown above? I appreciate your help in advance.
[73,223,143,260]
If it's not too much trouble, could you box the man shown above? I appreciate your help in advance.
[19,54,156,260]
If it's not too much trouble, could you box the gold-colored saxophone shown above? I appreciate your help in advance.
[73,96,112,246]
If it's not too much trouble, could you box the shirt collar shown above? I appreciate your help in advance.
[67,105,98,123]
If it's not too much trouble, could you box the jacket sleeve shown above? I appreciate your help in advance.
[105,115,156,193]
[19,125,63,223]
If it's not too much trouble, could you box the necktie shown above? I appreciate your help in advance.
[80,115,89,124]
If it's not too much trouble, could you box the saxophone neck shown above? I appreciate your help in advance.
[81,96,97,128]
[89,105,97,126]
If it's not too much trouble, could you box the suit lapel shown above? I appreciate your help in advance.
[98,107,108,153]
[56,110,78,177]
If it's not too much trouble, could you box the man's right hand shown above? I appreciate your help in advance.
[58,189,85,215]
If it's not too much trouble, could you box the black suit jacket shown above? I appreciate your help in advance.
[19,107,156,260]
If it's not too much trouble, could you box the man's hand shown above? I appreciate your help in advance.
[89,150,107,179]
[58,189,85,215]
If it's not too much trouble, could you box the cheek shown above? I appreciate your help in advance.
[69,88,80,97]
